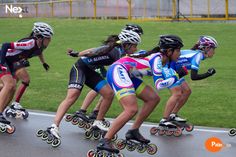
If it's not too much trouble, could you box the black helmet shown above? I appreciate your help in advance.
[124,24,144,35]
[158,35,183,50]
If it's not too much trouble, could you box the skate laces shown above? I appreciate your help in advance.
[50,124,60,138]
[170,114,187,122]
[93,120,109,131]
[12,102,23,110]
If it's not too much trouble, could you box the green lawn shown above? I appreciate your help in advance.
[0,18,235,128]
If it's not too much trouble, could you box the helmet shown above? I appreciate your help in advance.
[32,22,54,38]
[118,29,141,45]
[124,24,143,35]
[198,36,218,49]
[158,35,184,50]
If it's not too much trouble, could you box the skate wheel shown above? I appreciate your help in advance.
[126,143,136,151]
[165,130,174,136]
[93,131,101,140]
[150,127,158,135]
[157,129,165,136]
[136,144,146,153]
[87,149,95,157]
[36,129,44,137]
[22,111,29,119]
[0,126,7,133]
[85,130,93,139]
[6,125,15,134]
[78,120,85,128]
[65,114,73,122]
[71,117,80,125]
[111,134,118,142]
[46,135,54,144]
[115,139,126,150]
[85,123,92,130]
[147,143,158,155]
[185,124,194,132]
[5,109,10,117]
[117,153,124,157]
[229,128,236,137]
[52,138,61,148]
[173,127,182,137]
[42,131,49,140]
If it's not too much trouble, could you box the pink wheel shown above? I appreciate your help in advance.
[150,127,158,135]
[87,149,95,157]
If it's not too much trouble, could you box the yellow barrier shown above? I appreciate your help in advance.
[0,0,235,21]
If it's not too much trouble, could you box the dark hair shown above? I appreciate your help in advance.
[102,35,119,45]
[28,31,43,39]
[130,46,160,58]
[191,43,199,50]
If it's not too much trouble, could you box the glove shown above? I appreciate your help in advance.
[67,49,79,57]
[207,68,216,76]
[176,66,188,78]
[0,64,7,72]
[43,63,50,71]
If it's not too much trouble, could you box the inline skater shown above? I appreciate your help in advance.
[66,24,144,129]
[87,35,184,157]
[0,22,53,133]
[168,36,218,132]
[36,29,141,147]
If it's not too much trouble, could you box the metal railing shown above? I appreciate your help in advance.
[0,0,235,21]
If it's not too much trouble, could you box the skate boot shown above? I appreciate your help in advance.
[89,110,110,127]
[85,120,117,141]
[150,119,182,137]
[229,128,236,137]
[36,124,61,147]
[115,129,157,155]
[65,110,91,129]
[5,102,29,119]
[87,138,123,157]
[169,114,194,132]
[0,115,15,134]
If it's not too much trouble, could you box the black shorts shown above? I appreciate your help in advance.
[68,59,107,92]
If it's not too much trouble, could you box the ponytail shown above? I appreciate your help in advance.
[129,46,160,58]
[191,43,199,50]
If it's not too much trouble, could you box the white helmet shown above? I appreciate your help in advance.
[32,22,54,38]
[118,29,141,44]
[198,36,218,49]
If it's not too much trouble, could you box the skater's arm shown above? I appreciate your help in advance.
[191,68,216,80]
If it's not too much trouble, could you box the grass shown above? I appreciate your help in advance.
[0,18,236,128]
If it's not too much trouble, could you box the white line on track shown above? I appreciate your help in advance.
[29,111,229,133]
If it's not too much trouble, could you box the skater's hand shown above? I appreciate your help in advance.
[67,49,79,57]
[207,68,216,76]
[176,66,188,78]
[43,63,50,71]
[0,64,7,72]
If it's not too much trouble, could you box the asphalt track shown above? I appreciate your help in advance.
[0,110,235,157]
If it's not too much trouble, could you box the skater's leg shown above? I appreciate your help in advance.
[132,85,160,129]
[96,84,114,121]
[0,75,16,112]
[80,89,98,111]
[163,86,181,119]
[54,88,81,126]
[171,81,191,114]
[104,95,138,140]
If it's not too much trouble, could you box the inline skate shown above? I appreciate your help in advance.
[65,110,91,130]
[5,102,29,119]
[169,114,194,132]
[229,128,236,137]
[115,129,157,155]
[36,124,61,147]
[0,115,15,134]
[88,110,110,127]
[87,138,124,157]
[85,120,117,141]
[150,119,182,137]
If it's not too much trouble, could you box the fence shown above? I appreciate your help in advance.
[0,0,235,21]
